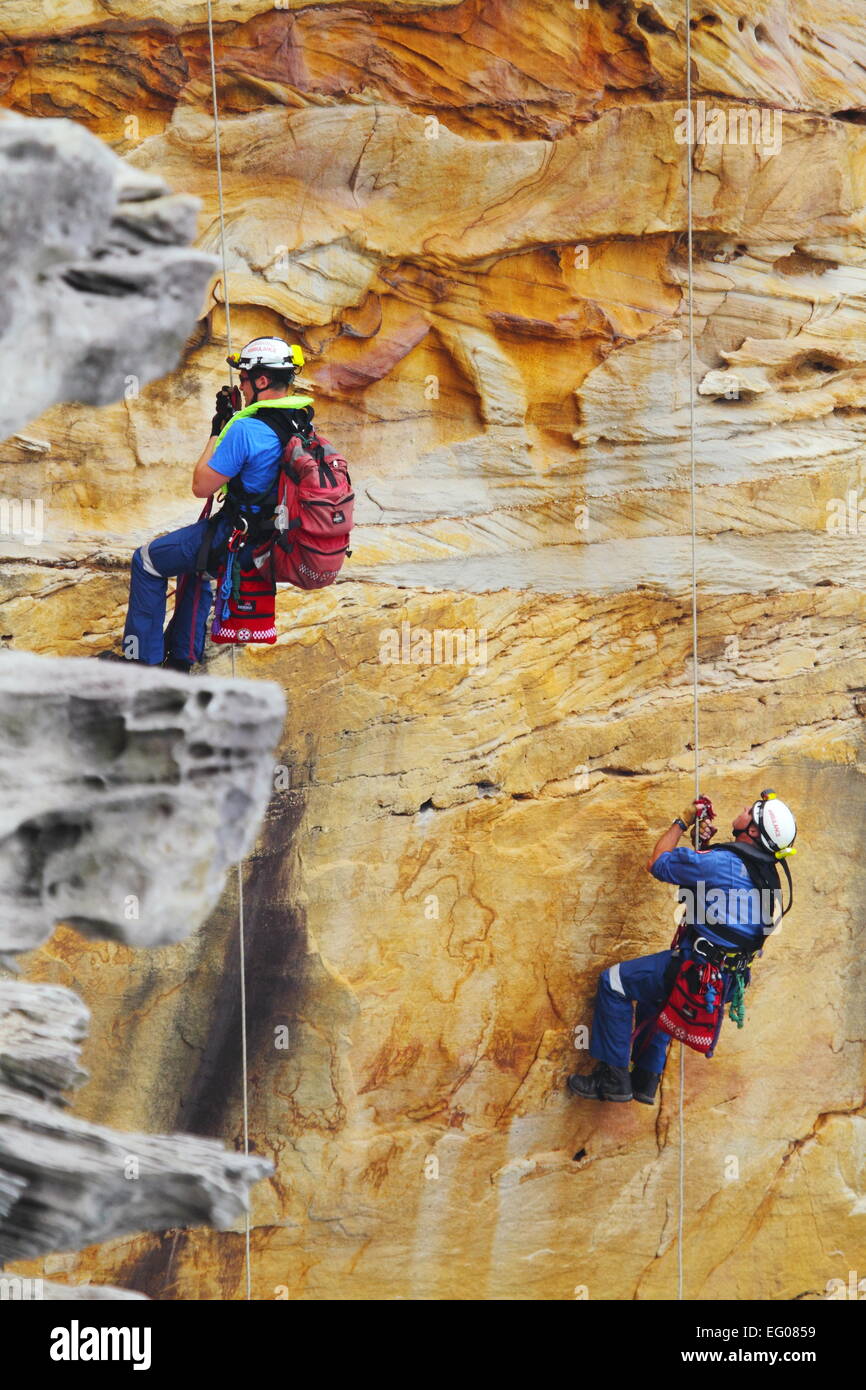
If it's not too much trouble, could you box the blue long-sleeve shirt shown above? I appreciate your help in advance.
[651,846,779,948]
[210,417,284,495]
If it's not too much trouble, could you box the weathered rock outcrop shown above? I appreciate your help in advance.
[0,654,284,954]
[0,108,284,1298]
[0,110,215,443]
[0,981,271,1266]
[0,2,864,1301]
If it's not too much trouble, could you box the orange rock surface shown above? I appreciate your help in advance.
[2,1,865,1300]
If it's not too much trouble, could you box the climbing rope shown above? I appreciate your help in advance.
[728,972,747,1029]
[207,1,252,1302]
[206,0,234,380]
[230,647,252,1302]
[680,0,699,1304]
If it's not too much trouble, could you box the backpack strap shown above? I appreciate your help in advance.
[253,405,315,450]
[777,855,794,918]
[711,841,792,922]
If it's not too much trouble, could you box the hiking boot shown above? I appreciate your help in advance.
[631,1066,662,1105]
[567,1062,633,1103]
[96,649,139,664]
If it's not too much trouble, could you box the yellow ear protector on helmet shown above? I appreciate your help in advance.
[225,342,305,371]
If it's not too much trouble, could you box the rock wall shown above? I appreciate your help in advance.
[1,2,865,1299]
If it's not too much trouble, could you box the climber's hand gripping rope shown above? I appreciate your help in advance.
[677,794,717,848]
[211,384,242,437]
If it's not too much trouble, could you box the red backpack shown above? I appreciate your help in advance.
[209,415,354,646]
[656,957,725,1055]
[268,431,354,589]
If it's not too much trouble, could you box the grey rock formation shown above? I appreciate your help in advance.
[0,1079,271,1264]
[0,112,282,1295]
[0,111,215,441]
[0,652,285,954]
[0,981,88,1100]
[40,1280,149,1300]
[0,980,271,1271]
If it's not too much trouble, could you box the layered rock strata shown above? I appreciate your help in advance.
[0,2,864,1301]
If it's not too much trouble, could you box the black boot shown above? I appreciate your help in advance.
[567,1062,633,1103]
[163,655,193,674]
[631,1066,662,1105]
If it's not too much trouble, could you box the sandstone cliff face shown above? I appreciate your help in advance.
[1,3,865,1300]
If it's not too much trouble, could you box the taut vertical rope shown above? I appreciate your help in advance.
[207,0,235,376]
[680,0,700,1304]
[231,645,252,1302]
[207,3,251,1303]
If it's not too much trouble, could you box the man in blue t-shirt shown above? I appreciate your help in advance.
[107,337,312,670]
[566,793,796,1106]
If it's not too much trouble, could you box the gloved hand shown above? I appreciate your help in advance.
[697,818,717,845]
[679,794,716,828]
[211,384,241,436]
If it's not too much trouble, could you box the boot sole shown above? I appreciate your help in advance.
[567,1083,633,1103]
[633,1094,657,1105]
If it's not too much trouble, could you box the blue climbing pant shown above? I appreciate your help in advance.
[123,515,231,666]
[589,948,694,1075]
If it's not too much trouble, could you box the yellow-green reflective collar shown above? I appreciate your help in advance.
[215,394,314,446]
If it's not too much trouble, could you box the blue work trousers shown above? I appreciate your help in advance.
[123,515,230,666]
[589,949,691,1075]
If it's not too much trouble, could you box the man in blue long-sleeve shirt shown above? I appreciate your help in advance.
[567,792,796,1105]
[101,337,311,670]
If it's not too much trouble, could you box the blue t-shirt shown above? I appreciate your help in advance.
[651,846,778,948]
[210,417,283,496]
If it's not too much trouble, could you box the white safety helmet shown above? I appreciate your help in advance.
[227,337,305,374]
[751,791,797,858]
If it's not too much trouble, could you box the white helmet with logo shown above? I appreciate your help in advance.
[227,337,305,373]
[751,791,797,858]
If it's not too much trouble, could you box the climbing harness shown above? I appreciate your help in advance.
[211,517,279,645]
[207,0,251,1302]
